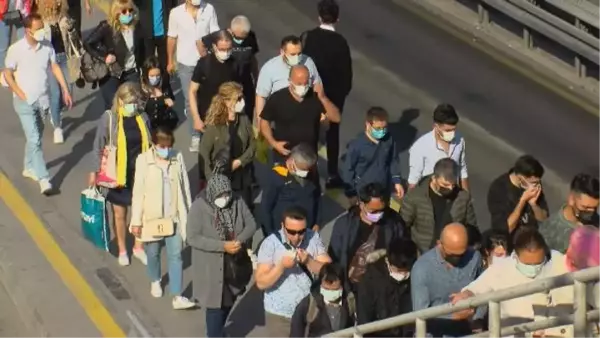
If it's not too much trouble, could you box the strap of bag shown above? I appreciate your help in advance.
[68,33,81,58]
[273,231,314,282]
[306,294,319,325]
[105,110,113,146]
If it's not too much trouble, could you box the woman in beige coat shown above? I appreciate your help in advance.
[129,126,195,310]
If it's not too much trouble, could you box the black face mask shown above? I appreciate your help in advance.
[575,209,597,224]
[443,254,463,266]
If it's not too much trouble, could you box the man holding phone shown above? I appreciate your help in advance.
[255,206,331,337]
[487,155,549,235]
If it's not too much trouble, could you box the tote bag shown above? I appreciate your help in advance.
[80,187,110,251]
[96,111,118,188]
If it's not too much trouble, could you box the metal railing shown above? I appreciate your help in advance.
[325,266,599,337]
[473,0,599,78]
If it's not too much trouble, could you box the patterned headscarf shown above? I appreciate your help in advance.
[206,174,236,240]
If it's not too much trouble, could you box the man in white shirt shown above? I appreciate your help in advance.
[408,103,469,191]
[3,13,72,195]
[166,0,219,152]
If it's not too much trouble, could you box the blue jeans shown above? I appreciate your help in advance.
[0,19,24,69]
[13,98,50,180]
[48,53,71,128]
[144,230,183,295]
[205,307,232,337]
[176,63,200,137]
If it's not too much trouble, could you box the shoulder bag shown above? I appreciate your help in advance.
[221,210,253,290]
[96,111,119,188]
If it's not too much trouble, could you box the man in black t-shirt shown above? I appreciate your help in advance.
[487,155,549,235]
[188,30,239,138]
[259,64,340,165]
[200,16,259,120]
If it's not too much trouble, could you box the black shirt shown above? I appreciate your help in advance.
[202,30,259,86]
[429,187,455,246]
[50,24,65,54]
[487,172,549,233]
[191,54,238,119]
[351,220,386,260]
[261,87,324,151]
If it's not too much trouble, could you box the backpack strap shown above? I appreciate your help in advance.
[273,231,314,282]
[306,294,319,326]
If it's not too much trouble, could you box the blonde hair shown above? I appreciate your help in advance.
[109,0,138,31]
[36,0,68,24]
[111,82,143,114]
[205,82,243,126]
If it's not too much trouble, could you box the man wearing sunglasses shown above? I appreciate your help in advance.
[255,206,331,337]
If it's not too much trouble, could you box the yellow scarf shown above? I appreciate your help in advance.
[116,109,149,186]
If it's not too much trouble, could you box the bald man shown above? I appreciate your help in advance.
[410,223,485,336]
[260,64,340,165]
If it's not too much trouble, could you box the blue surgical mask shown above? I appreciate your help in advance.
[119,14,133,25]
[370,128,387,140]
[155,147,171,159]
[148,76,161,86]
[516,259,545,278]
[120,103,138,116]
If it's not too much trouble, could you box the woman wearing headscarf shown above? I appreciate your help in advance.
[187,173,257,337]
[35,0,81,144]
[89,82,150,267]
[198,81,255,208]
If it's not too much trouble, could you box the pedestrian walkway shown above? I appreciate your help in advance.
[0,0,574,336]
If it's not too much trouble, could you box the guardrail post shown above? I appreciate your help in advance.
[574,280,589,337]
[415,318,427,338]
[573,18,588,78]
[488,301,501,337]
[478,2,489,25]
[523,27,532,49]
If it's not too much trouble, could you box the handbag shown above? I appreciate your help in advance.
[2,10,23,28]
[96,111,118,188]
[66,34,82,83]
[142,218,175,237]
[80,187,110,251]
[219,214,252,289]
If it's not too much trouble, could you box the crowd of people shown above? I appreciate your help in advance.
[1,0,599,336]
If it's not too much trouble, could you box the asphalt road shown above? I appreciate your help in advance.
[0,0,596,336]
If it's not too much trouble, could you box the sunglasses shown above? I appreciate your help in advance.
[285,227,306,236]
[121,8,133,14]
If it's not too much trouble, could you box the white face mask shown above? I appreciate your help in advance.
[234,99,245,113]
[215,50,232,61]
[214,195,231,209]
[294,169,309,178]
[320,287,343,303]
[190,0,202,6]
[286,54,300,66]
[440,130,455,142]
[291,83,309,97]
[389,271,410,282]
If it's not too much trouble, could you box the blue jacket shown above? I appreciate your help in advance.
[260,165,321,234]
[341,132,402,197]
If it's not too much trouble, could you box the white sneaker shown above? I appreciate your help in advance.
[39,179,52,195]
[133,249,147,265]
[172,296,196,310]
[118,253,130,266]
[150,281,162,298]
[22,169,38,181]
[53,128,64,144]
[189,136,200,152]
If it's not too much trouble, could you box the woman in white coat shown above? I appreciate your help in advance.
[129,125,195,310]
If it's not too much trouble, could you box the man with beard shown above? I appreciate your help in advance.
[540,173,599,253]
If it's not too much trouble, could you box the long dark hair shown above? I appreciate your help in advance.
[141,56,162,94]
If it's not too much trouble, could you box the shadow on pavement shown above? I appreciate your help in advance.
[227,284,265,336]
[389,107,420,153]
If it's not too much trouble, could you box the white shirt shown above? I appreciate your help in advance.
[319,24,335,31]
[407,130,468,184]
[5,38,56,106]
[121,29,136,71]
[167,3,219,66]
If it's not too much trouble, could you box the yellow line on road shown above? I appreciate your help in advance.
[0,173,126,338]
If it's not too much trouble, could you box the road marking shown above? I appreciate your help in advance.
[393,0,599,116]
[0,172,126,338]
